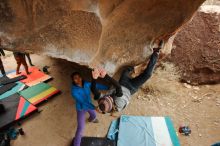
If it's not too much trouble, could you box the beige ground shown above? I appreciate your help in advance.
[2,52,220,146]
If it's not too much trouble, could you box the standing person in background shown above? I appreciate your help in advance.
[71,72,108,146]
[13,51,31,75]
[25,53,34,66]
[0,39,6,76]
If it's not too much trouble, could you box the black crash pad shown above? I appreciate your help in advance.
[0,75,26,85]
[0,76,9,83]
[0,93,37,130]
[71,137,116,146]
[0,83,17,95]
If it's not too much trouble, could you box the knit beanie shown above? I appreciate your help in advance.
[98,96,114,113]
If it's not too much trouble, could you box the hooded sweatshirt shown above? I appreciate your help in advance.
[71,81,108,111]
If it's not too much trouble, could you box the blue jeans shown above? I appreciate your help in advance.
[119,51,159,94]
[73,110,96,146]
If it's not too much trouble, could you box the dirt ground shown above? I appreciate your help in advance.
[2,52,220,146]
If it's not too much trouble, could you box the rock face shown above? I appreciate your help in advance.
[171,11,220,85]
[0,0,205,74]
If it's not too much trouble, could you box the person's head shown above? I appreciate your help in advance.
[98,96,114,114]
[71,72,82,86]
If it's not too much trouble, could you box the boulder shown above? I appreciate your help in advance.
[171,9,220,85]
[0,0,205,74]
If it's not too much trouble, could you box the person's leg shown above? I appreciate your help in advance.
[119,66,140,94]
[119,66,133,85]
[131,51,159,89]
[21,56,30,75]
[15,57,22,75]
[25,53,34,66]
[74,110,86,146]
[0,58,6,75]
[87,110,97,122]
[16,63,22,75]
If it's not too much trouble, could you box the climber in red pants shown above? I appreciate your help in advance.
[13,51,31,75]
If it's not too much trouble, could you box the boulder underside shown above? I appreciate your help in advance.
[0,0,205,73]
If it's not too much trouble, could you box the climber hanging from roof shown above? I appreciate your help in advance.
[91,39,164,114]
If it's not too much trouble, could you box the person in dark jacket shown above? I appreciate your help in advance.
[71,72,108,146]
[0,39,6,76]
[13,51,30,75]
[91,40,164,114]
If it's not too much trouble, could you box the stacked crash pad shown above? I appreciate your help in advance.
[0,76,26,100]
[0,83,17,95]
[0,67,60,129]
[0,75,26,85]
[107,115,180,146]
[0,93,37,129]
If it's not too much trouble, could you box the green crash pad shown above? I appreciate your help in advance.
[18,82,60,105]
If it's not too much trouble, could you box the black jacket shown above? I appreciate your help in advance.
[91,75,123,100]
